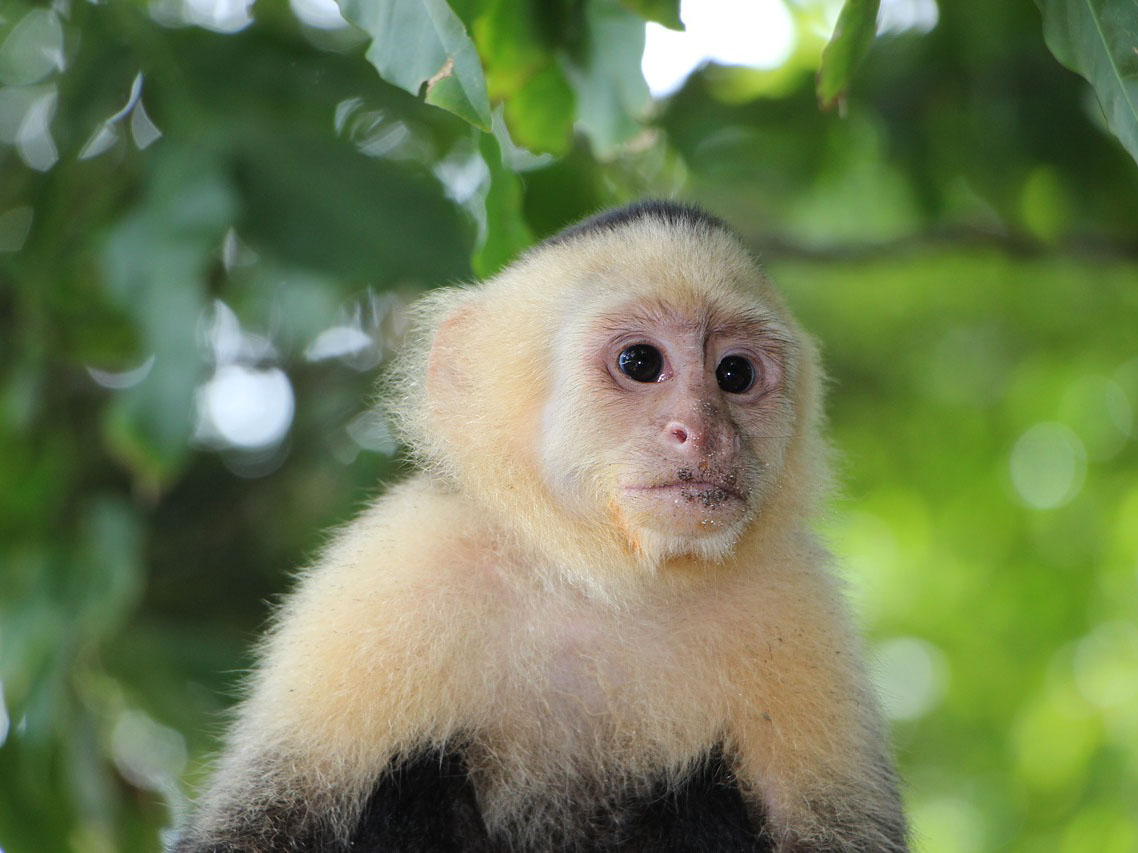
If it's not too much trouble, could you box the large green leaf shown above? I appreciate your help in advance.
[337,0,492,130]
[1037,0,1138,167]
[816,0,880,111]
[503,63,575,155]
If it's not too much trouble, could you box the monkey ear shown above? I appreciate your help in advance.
[425,305,480,418]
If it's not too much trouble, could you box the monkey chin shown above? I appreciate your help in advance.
[619,484,752,565]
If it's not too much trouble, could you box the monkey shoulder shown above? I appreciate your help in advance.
[238,477,509,754]
[170,480,515,852]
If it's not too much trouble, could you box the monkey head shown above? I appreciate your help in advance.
[388,204,825,585]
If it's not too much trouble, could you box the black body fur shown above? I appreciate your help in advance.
[174,747,767,852]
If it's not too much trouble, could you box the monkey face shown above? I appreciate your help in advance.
[408,215,812,573]
[539,295,798,563]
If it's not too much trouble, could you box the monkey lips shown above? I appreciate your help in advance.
[622,467,749,536]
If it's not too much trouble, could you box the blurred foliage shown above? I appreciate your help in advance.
[816,0,879,111]
[0,0,1136,851]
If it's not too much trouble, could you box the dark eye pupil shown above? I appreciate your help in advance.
[716,355,755,394]
[618,345,663,383]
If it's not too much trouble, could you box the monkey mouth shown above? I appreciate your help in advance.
[625,480,747,507]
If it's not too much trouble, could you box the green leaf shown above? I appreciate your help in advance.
[816,0,880,111]
[1036,0,1138,167]
[564,0,652,158]
[337,0,492,130]
[474,130,533,276]
[621,0,683,31]
[468,0,574,154]
[504,62,576,155]
[473,0,547,98]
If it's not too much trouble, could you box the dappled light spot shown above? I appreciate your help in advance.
[1073,621,1138,711]
[878,0,939,35]
[303,289,403,371]
[347,408,398,456]
[0,8,65,86]
[1,87,46,144]
[874,636,948,720]
[78,122,118,161]
[0,678,8,748]
[12,85,57,171]
[152,0,253,33]
[1009,422,1086,510]
[196,364,295,449]
[641,0,795,98]
[221,228,259,273]
[291,0,348,30]
[305,325,375,363]
[334,98,422,160]
[222,443,292,479]
[80,72,161,160]
[355,117,411,158]
[131,99,162,149]
[434,140,490,204]
[183,0,253,33]
[111,709,187,794]
[86,354,156,391]
[199,300,276,366]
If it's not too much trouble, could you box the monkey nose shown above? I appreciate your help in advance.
[663,421,707,451]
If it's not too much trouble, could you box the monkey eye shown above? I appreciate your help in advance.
[618,344,664,383]
[716,355,756,394]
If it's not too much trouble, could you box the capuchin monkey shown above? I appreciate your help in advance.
[173,201,908,852]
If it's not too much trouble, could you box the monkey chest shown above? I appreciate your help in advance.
[483,606,714,749]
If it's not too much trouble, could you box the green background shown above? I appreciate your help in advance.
[1,0,1136,850]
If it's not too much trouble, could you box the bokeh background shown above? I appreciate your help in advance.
[1,0,1137,850]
